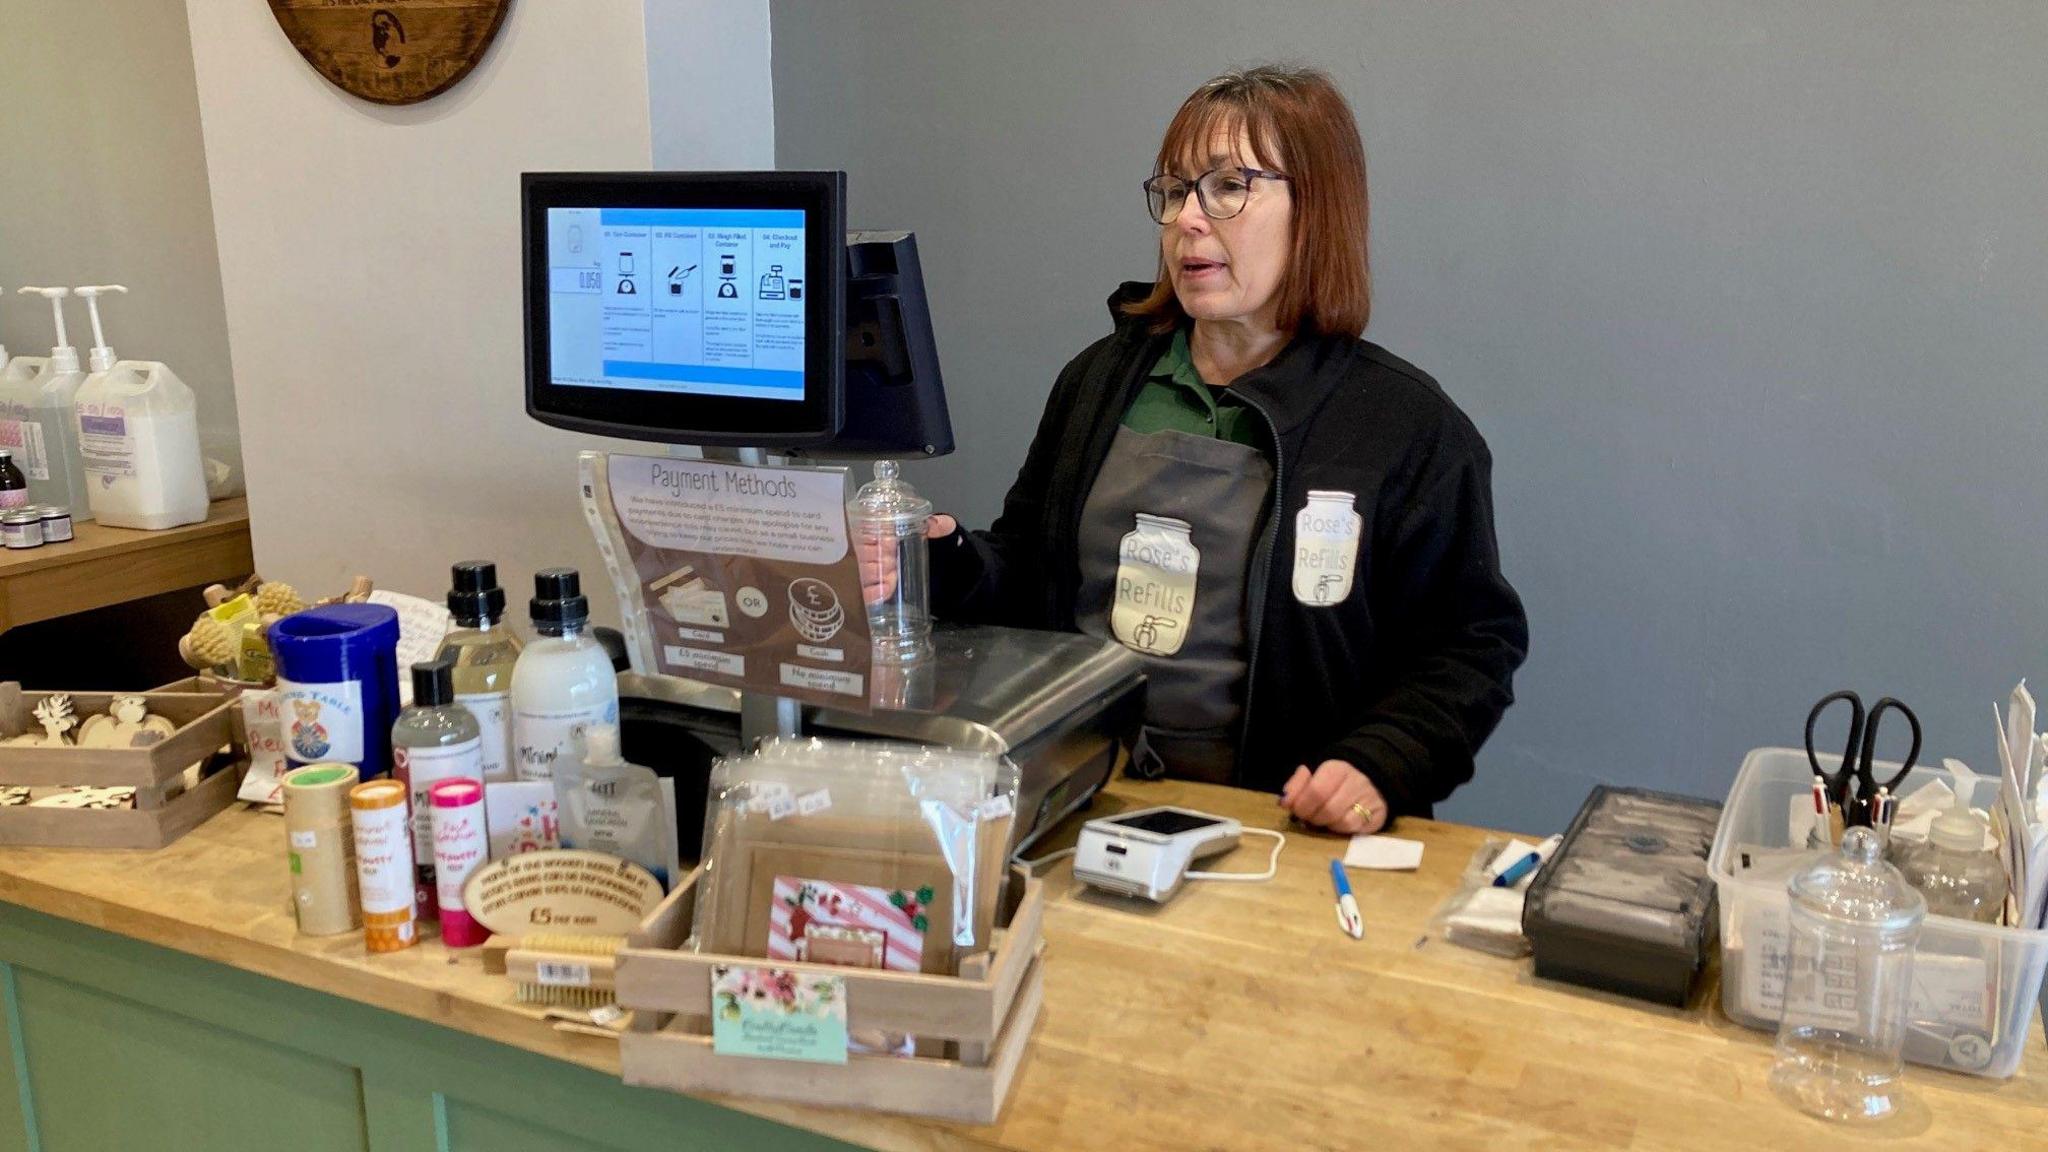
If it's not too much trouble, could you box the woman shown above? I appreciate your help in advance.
[925,66,1527,834]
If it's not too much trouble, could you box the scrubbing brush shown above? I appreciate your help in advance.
[486,933,627,1009]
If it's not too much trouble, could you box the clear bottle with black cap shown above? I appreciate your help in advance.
[434,561,522,782]
[509,568,619,782]
[391,657,483,920]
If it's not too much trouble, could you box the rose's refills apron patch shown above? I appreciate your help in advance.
[1112,512,1200,656]
[1074,425,1273,783]
[1292,489,1361,606]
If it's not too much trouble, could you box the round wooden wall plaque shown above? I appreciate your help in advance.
[268,0,513,106]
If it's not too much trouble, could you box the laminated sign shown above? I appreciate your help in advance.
[585,453,873,709]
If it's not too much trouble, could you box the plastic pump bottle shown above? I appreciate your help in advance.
[1898,790,2005,924]
[0,287,91,516]
[509,569,619,782]
[71,285,209,529]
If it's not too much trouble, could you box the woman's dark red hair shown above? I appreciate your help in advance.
[1123,65,1371,337]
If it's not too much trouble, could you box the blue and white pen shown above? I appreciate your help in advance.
[1330,858,1363,939]
[1490,834,1565,889]
[1491,848,1544,889]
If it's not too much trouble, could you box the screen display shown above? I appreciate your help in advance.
[546,207,808,402]
[1110,810,1225,837]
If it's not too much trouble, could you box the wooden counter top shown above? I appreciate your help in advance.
[0,777,2042,1150]
[0,496,252,632]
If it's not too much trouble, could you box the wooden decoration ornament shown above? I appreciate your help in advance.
[75,697,178,750]
[5,695,79,747]
[268,0,512,106]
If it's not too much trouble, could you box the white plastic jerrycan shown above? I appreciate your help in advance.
[0,287,92,517]
[71,286,208,529]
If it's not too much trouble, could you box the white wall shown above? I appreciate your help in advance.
[647,0,776,169]
[183,1,656,625]
[0,0,242,492]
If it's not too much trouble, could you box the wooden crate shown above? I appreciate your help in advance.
[616,865,1047,1124]
[0,682,248,849]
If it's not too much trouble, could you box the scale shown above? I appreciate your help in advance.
[523,171,1143,854]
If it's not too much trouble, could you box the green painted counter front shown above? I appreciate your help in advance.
[0,903,858,1152]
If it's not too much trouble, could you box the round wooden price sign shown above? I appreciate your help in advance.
[268,0,513,106]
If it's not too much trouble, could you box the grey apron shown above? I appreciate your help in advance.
[1075,425,1274,783]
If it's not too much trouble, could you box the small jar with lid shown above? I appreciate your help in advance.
[38,505,73,543]
[0,450,27,511]
[848,460,933,661]
[2,509,45,550]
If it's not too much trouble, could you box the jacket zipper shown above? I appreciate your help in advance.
[1231,390,1286,770]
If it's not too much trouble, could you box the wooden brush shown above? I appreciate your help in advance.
[484,933,627,1009]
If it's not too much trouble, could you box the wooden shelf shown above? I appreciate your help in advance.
[0,497,252,632]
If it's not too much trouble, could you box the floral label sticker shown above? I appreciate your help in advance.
[769,876,930,972]
[711,965,849,1064]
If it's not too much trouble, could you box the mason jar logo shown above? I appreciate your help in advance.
[1112,513,1199,657]
[1292,491,1360,607]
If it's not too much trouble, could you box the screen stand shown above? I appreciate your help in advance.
[699,444,804,747]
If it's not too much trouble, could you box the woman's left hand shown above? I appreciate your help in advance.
[1279,760,1388,835]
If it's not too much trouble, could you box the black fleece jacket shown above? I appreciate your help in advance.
[930,285,1528,818]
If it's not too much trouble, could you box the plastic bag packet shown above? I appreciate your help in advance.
[554,723,674,889]
[693,738,1018,975]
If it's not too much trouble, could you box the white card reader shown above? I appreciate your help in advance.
[1073,806,1246,902]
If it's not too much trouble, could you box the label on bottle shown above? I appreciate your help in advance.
[351,803,415,918]
[0,418,50,481]
[456,690,513,782]
[512,701,617,782]
[276,679,365,766]
[430,797,489,918]
[76,407,136,479]
[1111,513,1199,657]
[394,737,483,916]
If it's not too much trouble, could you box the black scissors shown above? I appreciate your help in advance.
[1804,690,1922,828]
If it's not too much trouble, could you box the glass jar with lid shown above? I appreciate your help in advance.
[848,460,933,661]
[1769,826,1926,1122]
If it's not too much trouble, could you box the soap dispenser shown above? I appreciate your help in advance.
[1897,785,2005,924]
[0,287,91,517]
[71,285,209,529]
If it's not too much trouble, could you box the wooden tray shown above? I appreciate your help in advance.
[0,683,237,789]
[616,865,1047,1124]
[0,756,248,850]
[0,682,247,849]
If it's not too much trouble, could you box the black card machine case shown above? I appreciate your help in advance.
[1521,785,1724,1006]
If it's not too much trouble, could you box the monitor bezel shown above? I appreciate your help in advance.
[523,171,845,447]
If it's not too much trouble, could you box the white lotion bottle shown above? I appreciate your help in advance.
[0,287,91,516]
[71,285,209,529]
[509,568,618,782]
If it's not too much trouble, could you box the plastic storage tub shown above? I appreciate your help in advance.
[1710,747,2048,1079]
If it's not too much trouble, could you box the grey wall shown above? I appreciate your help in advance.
[0,0,243,490]
[772,1,2048,833]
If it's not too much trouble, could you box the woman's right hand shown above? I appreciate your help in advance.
[858,514,959,606]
